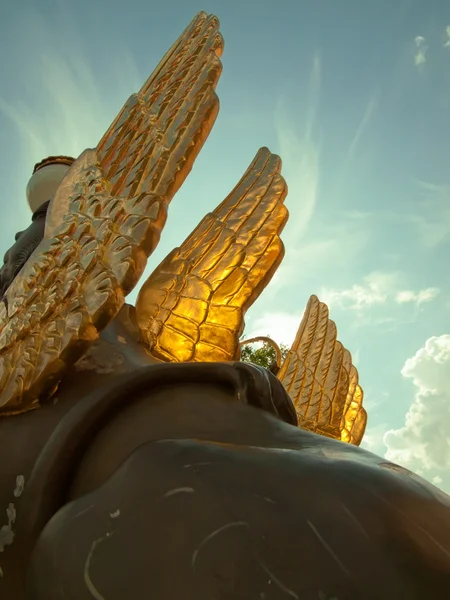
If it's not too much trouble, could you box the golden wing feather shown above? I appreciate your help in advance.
[277,295,367,445]
[135,147,288,362]
[0,12,223,416]
[340,360,367,444]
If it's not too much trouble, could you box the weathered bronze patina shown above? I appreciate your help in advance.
[0,11,449,599]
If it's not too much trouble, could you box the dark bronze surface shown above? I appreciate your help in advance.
[0,206,47,301]
[0,307,449,597]
[29,439,450,599]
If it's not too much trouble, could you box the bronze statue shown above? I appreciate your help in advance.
[0,12,449,599]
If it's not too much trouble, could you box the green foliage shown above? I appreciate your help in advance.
[240,337,289,370]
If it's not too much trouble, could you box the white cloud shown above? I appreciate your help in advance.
[395,287,440,306]
[320,271,394,311]
[245,311,305,347]
[361,422,391,455]
[384,335,450,493]
[321,283,384,310]
[414,35,427,68]
[444,26,450,48]
[321,271,439,312]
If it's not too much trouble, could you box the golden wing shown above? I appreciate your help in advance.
[277,295,367,445]
[0,12,223,416]
[340,360,367,445]
[135,147,288,362]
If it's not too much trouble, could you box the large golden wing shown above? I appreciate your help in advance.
[277,295,367,445]
[135,147,288,362]
[0,13,223,416]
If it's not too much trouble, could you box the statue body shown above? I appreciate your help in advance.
[0,204,47,299]
[1,318,449,598]
[0,12,449,599]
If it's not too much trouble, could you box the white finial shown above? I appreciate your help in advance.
[26,156,75,213]
[26,163,72,213]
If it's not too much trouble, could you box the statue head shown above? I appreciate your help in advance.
[0,156,76,298]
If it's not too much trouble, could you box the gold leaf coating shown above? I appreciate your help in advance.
[135,147,288,363]
[0,12,223,415]
[277,295,367,445]
[1,12,367,448]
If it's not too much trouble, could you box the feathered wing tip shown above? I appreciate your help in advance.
[278,295,367,445]
[135,147,288,363]
[46,12,223,237]
[0,13,223,416]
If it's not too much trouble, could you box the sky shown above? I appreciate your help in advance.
[0,0,449,493]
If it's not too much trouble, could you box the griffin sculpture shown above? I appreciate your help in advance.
[0,12,448,600]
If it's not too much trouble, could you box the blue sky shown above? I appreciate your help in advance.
[1,0,449,492]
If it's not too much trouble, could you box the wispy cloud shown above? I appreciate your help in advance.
[409,181,450,247]
[0,2,142,252]
[274,54,321,244]
[271,55,377,301]
[414,35,427,68]
[348,94,378,159]
[262,219,369,298]
[0,4,141,174]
